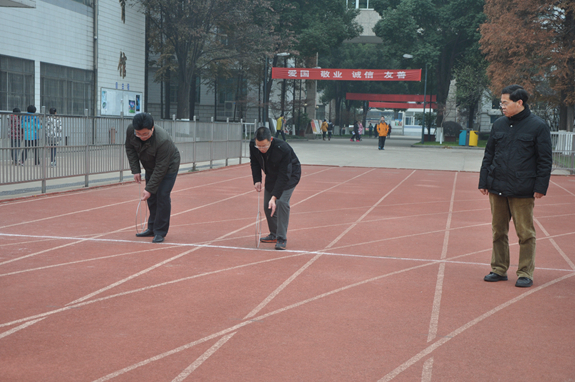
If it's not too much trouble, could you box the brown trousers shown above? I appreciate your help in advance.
[489,193,536,279]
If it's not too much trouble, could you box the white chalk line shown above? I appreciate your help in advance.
[550,179,575,197]
[0,253,307,329]
[534,218,575,271]
[377,271,575,382]
[170,332,237,382]
[0,318,46,340]
[92,261,436,382]
[421,357,434,382]
[427,172,457,343]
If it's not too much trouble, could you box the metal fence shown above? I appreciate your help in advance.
[1,109,250,193]
[551,131,575,174]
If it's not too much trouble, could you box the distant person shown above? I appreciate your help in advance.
[45,108,63,167]
[250,126,301,250]
[275,114,286,141]
[327,120,334,141]
[479,84,552,288]
[321,119,328,141]
[21,105,41,165]
[126,113,181,243]
[368,123,374,138]
[9,107,22,165]
[350,121,360,142]
[358,121,364,140]
[376,117,390,150]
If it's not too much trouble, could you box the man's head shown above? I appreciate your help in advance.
[49,108,57,115]
[13,107,20,113]
[132,112,155,141]
[380,117,385,123]
[255,126,273,154]
[27,105,36,113]
[500,85,528,117]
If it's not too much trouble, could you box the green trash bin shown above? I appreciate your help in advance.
[469,131,478,147]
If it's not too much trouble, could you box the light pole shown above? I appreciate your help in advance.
[403,54,428,144]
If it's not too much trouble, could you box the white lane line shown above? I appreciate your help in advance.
[0,253,307,329]
[0,318,46,340]
[534,218,575,270]
[550,180,575,197]
[427,172,457,343]
[170,332,237,382]
[378,272,575,382]
[421,357,434,382]
[92,261,436,382]
[0,245,179,278]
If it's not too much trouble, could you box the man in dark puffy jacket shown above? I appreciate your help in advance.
[126,113,181,243]
[478,85,552,288]
[250,126,301,250]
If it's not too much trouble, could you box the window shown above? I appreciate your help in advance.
[347,0,372,9]
[0,55,34,111]
[41,63,94,115]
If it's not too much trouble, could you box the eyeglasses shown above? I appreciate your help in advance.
[255,144,270,151]
[134,127,154,139]
[499,100,515,107]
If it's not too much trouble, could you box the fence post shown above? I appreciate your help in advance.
[239,118,243,165]
[210,116,214,169]
[226,117,229,167]
[84,108,90,188]
[172,113,176,142]
[41,106,47,193]
[192,116,197,171]
[119,112,124,182]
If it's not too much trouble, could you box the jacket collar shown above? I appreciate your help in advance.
[508,104,531,123]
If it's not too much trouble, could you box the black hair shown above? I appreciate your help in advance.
[49,108,57,115]
[13,107,20,113]
[255,126,272,141]
[132,112,154,131]
[27,105,36,113]
[502,84,529,104]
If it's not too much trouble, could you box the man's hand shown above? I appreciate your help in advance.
[254,182,262,192]
[268,196,277,217]
[141,189,151,201]
[479,189,488,195]
[134,173,142,184]
[535,192,545,199]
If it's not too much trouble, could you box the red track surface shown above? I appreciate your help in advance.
[1,165,574,381]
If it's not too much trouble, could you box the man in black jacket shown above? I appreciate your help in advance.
[250,126,301,250]
[126,113,181,243]
[478,85,552,287]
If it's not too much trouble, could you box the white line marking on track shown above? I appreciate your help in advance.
[427,173,457,343]
[534,218,575,270]
[170,332,237,382]
[421,357,434,382]
[377,272,575,382]
[550,180,575,197]
[0,318,45,340]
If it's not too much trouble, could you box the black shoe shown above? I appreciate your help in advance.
[260,234,277,243]
[515,277,533,288]
[152,235,164,243]
[484,272,508,282]
[136,229,154,237]
[275,239,286,250]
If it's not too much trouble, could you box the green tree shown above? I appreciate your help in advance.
[453,49,490,129]
[371,0,485,127]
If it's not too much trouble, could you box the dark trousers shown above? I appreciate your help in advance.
[275,130,286,141]
[264,187,295,241]
[23,140,39,164]
[145,171,178,237]
[10,139,21,164]
[379,136,387,149]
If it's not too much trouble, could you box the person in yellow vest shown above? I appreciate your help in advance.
[275,114,286,141]
[321,119,328,140]
[376,117,390,150]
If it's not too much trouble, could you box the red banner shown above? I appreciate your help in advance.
[272,68,421,81]
[369,102,437,110]
[347,93,436,102]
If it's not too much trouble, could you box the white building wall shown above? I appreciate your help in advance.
[0,0,94,108]
[96,0,146,115]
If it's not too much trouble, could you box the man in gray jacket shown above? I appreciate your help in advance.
[126,113,180,243]
[478,85,552,287]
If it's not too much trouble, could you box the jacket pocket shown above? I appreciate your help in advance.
[515,170,537,196]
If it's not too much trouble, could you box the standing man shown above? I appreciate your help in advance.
[376,117,390,150]
[479,85,552,288]
[275,114,286,141]
[250,126,301,250]
[22,105,41,165]
[126,113,181,243]
[321,119,328,140]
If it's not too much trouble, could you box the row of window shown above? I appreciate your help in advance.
[0,55,93,115]
[347,0,373,10]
